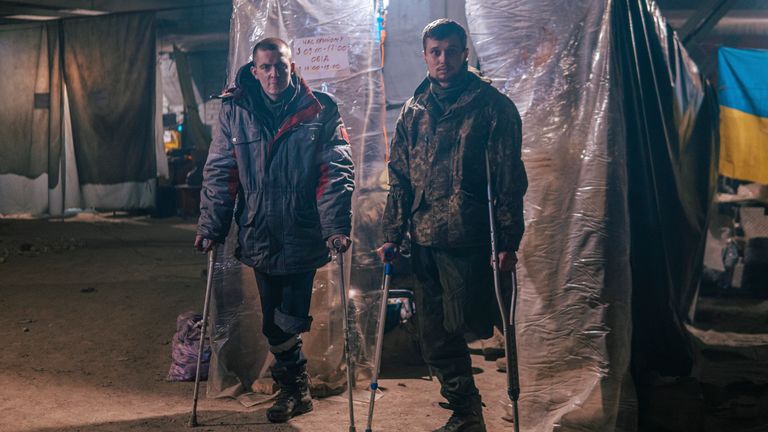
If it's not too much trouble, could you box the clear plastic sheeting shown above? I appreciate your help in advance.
[467,2,635,430]
[208,0,387,398]
[467,0,717,431]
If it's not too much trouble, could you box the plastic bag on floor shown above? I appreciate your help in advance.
[167,311,210,381]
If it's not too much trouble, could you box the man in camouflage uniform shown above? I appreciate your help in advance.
[378,19,527,432]
[196,38,354,423]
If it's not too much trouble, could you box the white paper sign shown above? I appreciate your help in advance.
[293,35,351,80]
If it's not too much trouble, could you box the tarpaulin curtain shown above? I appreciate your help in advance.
[467,0,718,430]
[62,13,156,186]
[0,13,160,215]
[615,0,718,380]
[0,22,62,214]
[173,46,211,155]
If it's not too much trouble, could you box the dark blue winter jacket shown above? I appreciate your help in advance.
[197,64,355,274]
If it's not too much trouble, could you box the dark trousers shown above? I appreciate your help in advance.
[412,243,498,414]
[253,269,316,372]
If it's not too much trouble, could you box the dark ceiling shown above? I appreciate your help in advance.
[2,1,767,78]
[656,0,768,77]
[0,0,232,52]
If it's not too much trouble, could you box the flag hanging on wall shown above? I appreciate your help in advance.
[719,46,768,184]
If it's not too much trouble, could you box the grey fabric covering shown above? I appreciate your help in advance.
[62,13,156,185]
[0,22,62,187]
[173,46,211,153]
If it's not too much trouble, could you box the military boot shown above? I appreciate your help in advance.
[433,397,486,432]
[266,366,313,423]
[432,411,487,432]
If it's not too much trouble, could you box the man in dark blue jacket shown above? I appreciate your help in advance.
[195,37,355,423]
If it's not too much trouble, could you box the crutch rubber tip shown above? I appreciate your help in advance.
[187,416,198,428]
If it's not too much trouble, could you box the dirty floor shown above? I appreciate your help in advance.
[1,213,767,432]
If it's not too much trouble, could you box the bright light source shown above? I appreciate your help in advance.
[60,9,108,16]
[5,15,58,21]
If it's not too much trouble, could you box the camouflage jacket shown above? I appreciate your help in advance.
[382,70,527,251]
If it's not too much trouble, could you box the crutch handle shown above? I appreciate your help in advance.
[383,248,396,262]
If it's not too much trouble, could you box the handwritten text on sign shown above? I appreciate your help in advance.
[293,35,351,80]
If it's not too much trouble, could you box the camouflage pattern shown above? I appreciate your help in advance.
[383,70,527,251]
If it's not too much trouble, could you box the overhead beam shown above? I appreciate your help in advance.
[677,0,737,46]
[0,0,229,14]
[0,4,76,18]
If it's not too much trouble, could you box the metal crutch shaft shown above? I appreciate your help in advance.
[188,244,217,428]
[365,257,393,432]
[334,239,357,432]
[504,272,521,431]
[485,151,521,432]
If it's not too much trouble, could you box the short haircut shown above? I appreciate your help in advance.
[252,37,291,62]
[422,19,467,51]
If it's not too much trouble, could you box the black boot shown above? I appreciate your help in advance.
[433,411,487,432]
[433,398,486,432]
[266,366,313,423]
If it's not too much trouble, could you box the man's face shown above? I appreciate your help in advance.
[251,48,293,100]
[423,35,468,86]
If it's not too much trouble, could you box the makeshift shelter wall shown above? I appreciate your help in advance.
[62,13,158,209]
[159,53,205,121]
[0,14,165,215]
[467,1,635,430]
[0,23,64,215]
[615,0,718,389]
[466,0,717,430]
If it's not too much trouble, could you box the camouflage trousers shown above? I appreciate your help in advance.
[412,244,499,413]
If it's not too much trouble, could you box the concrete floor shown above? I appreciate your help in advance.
[1,212,767,432]
[0,213,517,432]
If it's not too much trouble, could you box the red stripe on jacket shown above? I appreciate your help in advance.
[316,163,330,200]
[267,81,323,157]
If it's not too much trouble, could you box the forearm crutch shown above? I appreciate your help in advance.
[485,151,521,432]
[188,244,217,428]
[365,254,393,432]
[334,239,357,432]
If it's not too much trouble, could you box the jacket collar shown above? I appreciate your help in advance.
[232,63,319,121]
[413,67,491,116]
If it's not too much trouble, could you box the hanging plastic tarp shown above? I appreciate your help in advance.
[615,0,718,382]
[207,0,387,399]
[718,46,768,185]
[466,0,717,430]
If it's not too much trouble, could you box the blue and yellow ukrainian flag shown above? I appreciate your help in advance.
[719,47,768,184]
